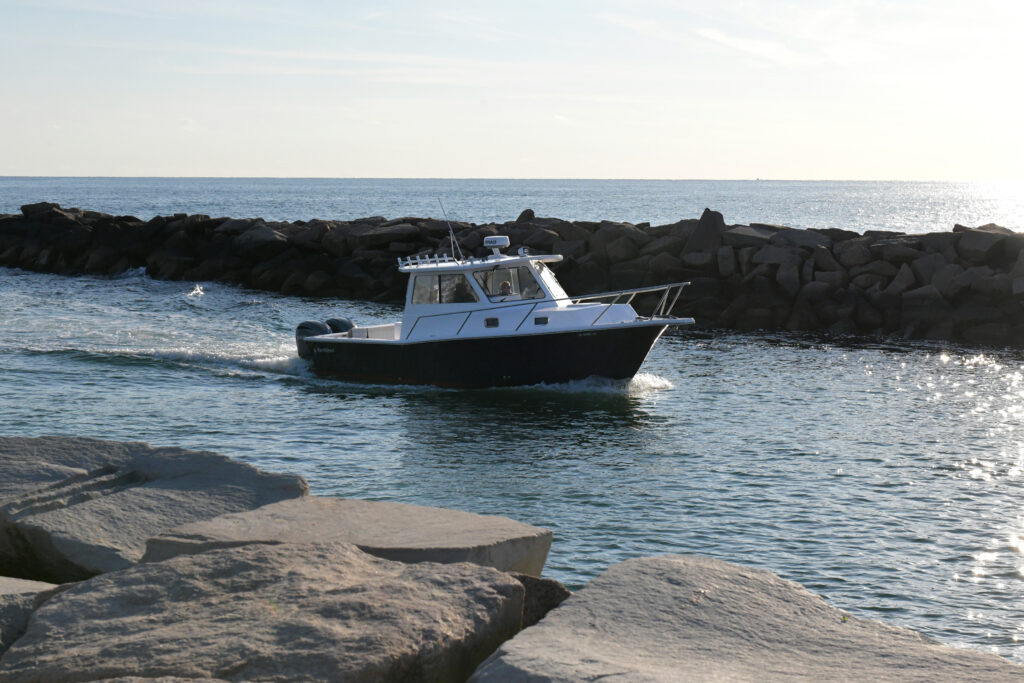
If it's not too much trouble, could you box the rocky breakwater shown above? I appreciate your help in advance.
[0,436,564,681]
[2,436,1022,680]
[2,201,1022,346]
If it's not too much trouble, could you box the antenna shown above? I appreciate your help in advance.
[437,198,465,262]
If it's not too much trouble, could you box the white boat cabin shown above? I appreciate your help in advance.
[335,236,642,343]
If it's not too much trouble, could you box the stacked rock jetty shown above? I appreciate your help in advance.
[1,202,1022,346]
[2,436,1022,680]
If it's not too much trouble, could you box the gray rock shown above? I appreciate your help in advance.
[605,235,639,263]
[0,436,308,582]
[470,555,1023,682]
[144,496,552,576]
[769,228,831,249]
[932,263,965,299]
[958,229,1006,262]
[902,285,952,328]
[0,542,524,683]
[812,244,842,272]
[682,208,724,255]
[650,251,683,277]
[639,235,685,257]
[836,240,873,268]
[971,273,1012,298]
[681,251,713,270]
[232,224,287,257]
[797,281,834,303]
[515,208,535,223]
[1014,277,1024,299]
[752,244,799,267]
[722,225,776,248]
[871,237,924,263]
[911,252,947,285]
[716,245,736,277]
[775,262,801,297]
[814,269,848,288]
[353,223,420,249]
[883,263,917,298]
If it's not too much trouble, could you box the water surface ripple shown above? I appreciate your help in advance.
[3,266,1024,662]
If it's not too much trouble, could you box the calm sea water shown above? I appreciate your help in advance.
[1,177,1023,233]
[3,179,1024,663]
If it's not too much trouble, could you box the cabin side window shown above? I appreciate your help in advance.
[411,275,439,304]
[412,274,479,304]
[473,266,545,301]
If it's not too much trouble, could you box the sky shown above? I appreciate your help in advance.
[1,0,1022,180]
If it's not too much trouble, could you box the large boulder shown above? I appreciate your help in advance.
[471,555,1024,682]
[681,208,725,255]
[0,437,308,583]
[0,542,524,682]
[143,496,552,576]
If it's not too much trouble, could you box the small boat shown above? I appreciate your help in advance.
[295,236,693,388]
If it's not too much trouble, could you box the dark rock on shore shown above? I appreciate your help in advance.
[2,202,1022,346]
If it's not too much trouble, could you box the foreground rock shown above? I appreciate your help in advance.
[144,496,553,576]
[1,577,56,656]
[0,542,524,682]
[0,436,308,582]
[472,555,1023,682]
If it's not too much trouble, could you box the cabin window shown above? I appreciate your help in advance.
[411,274,479,304]
[473,266,545,301]
[411,275,439,304]
[440,274,478,303]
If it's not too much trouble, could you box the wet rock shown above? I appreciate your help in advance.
[470,555,1024,682]
[0,436,308,583]
[0,542,524,683]
[144,496,552,576]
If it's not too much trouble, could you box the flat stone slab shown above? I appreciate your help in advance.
[0,542,524,682]
[0,436,308,582]
[144,496,553,576]
[471,555,1024,682]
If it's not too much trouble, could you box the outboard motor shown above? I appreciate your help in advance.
[326,317,355,334]
[295,320,331,359]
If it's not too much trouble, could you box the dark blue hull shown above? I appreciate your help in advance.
[305,325,668,388]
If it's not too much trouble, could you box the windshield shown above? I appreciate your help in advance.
[473,265,545,301]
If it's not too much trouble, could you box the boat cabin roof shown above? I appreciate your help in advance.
[397,251,563,274]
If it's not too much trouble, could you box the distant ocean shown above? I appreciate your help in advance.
[1,177,1022,234]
